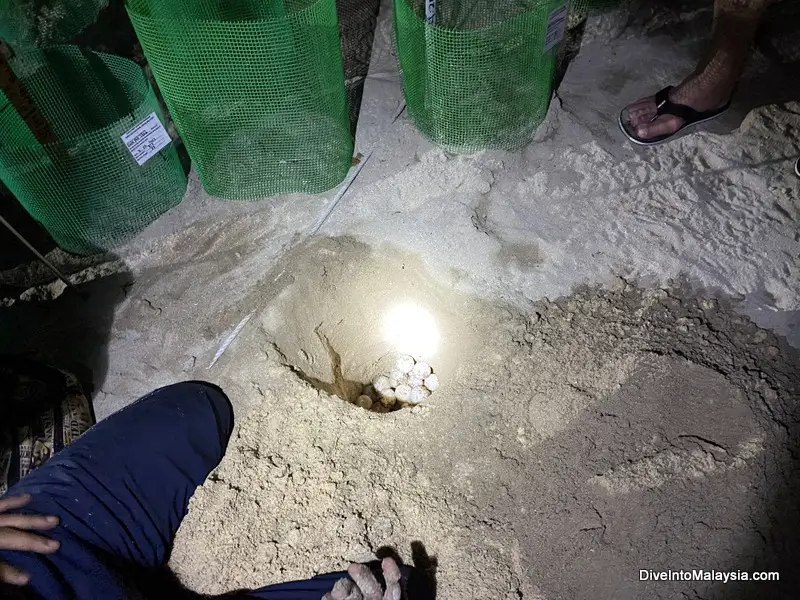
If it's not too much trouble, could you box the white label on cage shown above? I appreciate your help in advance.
[425,0,436,23]
[543,3,569,52]
[121,112,171,166]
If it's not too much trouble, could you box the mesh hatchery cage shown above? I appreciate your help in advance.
[394,0,569,152]
[0,45,186,254]
[126,0,355,200]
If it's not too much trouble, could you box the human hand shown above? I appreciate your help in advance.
[0,494,60,586]
[323,557,403,600]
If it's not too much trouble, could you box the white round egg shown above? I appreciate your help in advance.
[410,362,432,380]
[394,383,412,402]
[373,375,391,392]
[408,377,423,388]
[408,386,430,404]
[387,369,406,388]
[389,369,407,385]
[395,355,416,374]
[424,374,440,392]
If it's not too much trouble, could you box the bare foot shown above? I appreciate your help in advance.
[622,71,733,141]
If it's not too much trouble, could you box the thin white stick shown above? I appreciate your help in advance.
[391,101,407,123]
[207,310,255,369]
[308,151,372,236]
[0,214,75,289]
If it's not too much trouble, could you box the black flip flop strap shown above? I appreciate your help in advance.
[654,86,703,123]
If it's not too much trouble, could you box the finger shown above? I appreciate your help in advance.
[347,564,383,600]
[331,578,355,600]
[636,115,683,139]
[0,528,60,553]
[0,514,59,530]
[381,557,401,585]
[0,495,32,513]
[0,563,31,586]
[344,587,364,600]
[382,558,402,600]
[383,582,401,600]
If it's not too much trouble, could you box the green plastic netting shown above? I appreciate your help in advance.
[0,45,187,254]
[394,0,568,153]
[126,0,354,200]
[0,0,108,46]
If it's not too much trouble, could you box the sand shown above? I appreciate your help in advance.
[1,0,799,598]
[167,240,799,600]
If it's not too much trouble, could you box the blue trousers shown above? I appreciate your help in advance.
[0,382,345,600]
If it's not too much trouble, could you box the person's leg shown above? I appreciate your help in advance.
[623,0,771,141]
[224,560,412,600]
[219,572,348,600]
[0,381,233,600]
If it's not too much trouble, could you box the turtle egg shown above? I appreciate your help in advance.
[408,386,430,404]
[390,369,407,383]
[394,383,412,402]
[387,369,405,388]
[373,375,391,392]
[424,374,440,392]
[356,395,373,409]
[408,377,423,388]
[395,355,416,374]
[410,362,432,380]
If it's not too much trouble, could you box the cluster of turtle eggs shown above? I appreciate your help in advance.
[356,355,439,410]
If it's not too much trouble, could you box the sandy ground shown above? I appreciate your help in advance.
[1,0,800,598]
[168,240,800,600]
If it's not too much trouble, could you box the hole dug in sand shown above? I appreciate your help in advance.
[257,238,480,412]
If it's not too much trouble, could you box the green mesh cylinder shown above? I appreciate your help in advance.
[0,0,108,46]
[0,46,187,254]
[394,0,566,153]
[126,0,354,200]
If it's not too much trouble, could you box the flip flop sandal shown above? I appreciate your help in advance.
[619,86,731,146]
